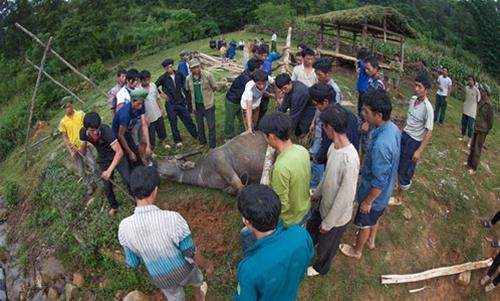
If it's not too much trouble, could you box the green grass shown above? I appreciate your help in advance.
[1,31,500,300]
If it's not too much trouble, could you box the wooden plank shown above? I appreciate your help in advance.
[320,49,391,69]
[381,258,493,285]
[383,17,387,43]
[365,23,406,39]
[260,145,276,185]
[335,25,340,53]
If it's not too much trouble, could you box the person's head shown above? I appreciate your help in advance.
[393,53,400,62]
[364,56,380,78]
[117,68,127,85]
[83,112,102,138]
[179,50,189,61]
[301,48,315,67]
[256,44,269,61]
[189,58,202,77]
[478,82,491,101]
[414,74,431,98]
[258,112,292,148]
[297,44,307,52]
[161,59,175,74]
[247,58,263,72]
[130,88,148,111]
[362,89,392,126]
[130,166,160,202]
[61,96,75,115]
[125,69,139,89]
[441,66,448,77]
[356,47,369,61]
[295,51,303,65]
[251,69,269,91]
[313,58,333,83]
[320,105,348,140]
[309,83,336,112]
[139,70,151,86]
[275,73,293,94]
[467,75,475,87]
[237,184,281,233]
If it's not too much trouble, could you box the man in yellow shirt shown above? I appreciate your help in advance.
[59,96,99,194]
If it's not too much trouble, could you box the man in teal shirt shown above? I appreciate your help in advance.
[234,184,313,301]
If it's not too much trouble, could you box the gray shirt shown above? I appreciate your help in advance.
[403,96,434,142]
[463,85,480,118]
[313,143,359,230]
[143,82,162,123]
[327,79,343,104]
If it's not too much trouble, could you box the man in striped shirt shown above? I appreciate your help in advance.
[118,166,213,301]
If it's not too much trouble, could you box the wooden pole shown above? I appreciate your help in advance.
[335,25,340,54]
[260,146,276,185]
[400,38,405,72]
[383,17,387,43]
[24,37,53,166]
[25,58,85,105]
[280,27,292,74]
[362,24,367,47]
[352,33,357,53]
[15,23,107,97]
[319,24,324,48]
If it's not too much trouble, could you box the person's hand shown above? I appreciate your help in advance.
[161,109,166,117]
[359,201,372,214]
[319,224,328,234]
[361,121,370,133]
[241,129,254,136]
[412,149,422,162]
[69,149,77,160]
[145,144,152,156]
[129,151,137,162]
[101,169,112,181]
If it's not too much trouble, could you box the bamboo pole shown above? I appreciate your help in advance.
[383,17,387,43]
[281,27,292,74]
[25,57,85,104]
[24,37,53,166]
[335,25,340,54]
[362,24,367,47]
[15,23,107,97]
[400,38,405,72]
[260,146,276,185]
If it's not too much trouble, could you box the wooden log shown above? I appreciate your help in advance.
[281,27,292,74]
[25,58,85,104]
[24,37,53,166]
[400,38,405,72]
[335,25,340,54]
[383,17,387,43]
[260,145,276,185]
[362,24,367,47]
[365,23,406,40]
[319,49,391,69]
[381,258,493,285]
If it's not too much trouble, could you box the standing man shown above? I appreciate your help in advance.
[306,105,360,277]
[390,75,434,205]
[178,50,193,113]
[234,184,313,300]
[275,73,316,138]
[59,96,99,195]
[155,59,198,147]
[271,31,277,53]
[340,89,401,259]
[291,48,317,87]
[108,68,127,117]
[140,70,170,151]
[460,75,480,145]
[313,58,343,104]
[186,58,219,149]
[240,69,274,135]
[355,48,370,117]
[434,66,452,126]
[80,112,131,217]
[467,83,493,175]
[118,166,214,301]
[116,69,140,111]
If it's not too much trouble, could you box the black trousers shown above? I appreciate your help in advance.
[148,116,167,149]
[467,132,487,170]
[487,252,500,286]
[165,101,198,143]
[257,96,270,126]
[306,208,348,274]
[123,133,143,168]
[184,89,193,113]
[99,157,131,209]
[194,104,216,148]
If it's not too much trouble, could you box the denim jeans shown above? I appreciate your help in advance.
[461,114,475,138]
[310,137,325,189]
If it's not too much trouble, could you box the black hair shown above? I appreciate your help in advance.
[365,56,380,70]
[139,70,151,80]
[415,74,431,89]
[467,74,475,82]
[356,47,370,60]
[309,83,336,103]
[126,68,139,81]
[252,69,268,82]
[256,44,269,55]
[362,89,392,121]
[301,48,315,57]
[312,58,333,73]
[237,184,281,232]
[295,51,303,57]
[297,43,307,50]
[83,112,101,129]
[117,68,127,77]
[320,105,348,134]
[275,73,291,89]
[257,112,291,141]
[251,44,259,54]
[247,58,263,72]
[442,66,448,72]
[130,166,160,200]
[420,60,427,67]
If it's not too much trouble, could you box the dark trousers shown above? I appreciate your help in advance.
[165,101,198,143]
[306,208,348,275]
[271,41,277,53]
[148,116,167,149]
[398,132,421,190]
[491,210,500,225]
[195,103,216,148]
[467,132,487,170]
[461,114,475,138]
[257,96,270,126]
[99,158,131,209]
[224,99,244,139]
[434,94,448,124]
[357,91,365,119]
[184,89,193,113]
[487,252,500,286]
[124,133,143,168]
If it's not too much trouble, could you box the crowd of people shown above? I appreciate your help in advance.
[56,35,495,299]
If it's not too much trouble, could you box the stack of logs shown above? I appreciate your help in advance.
[197,52,244,74]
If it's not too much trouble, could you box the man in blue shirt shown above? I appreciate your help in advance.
[178,50,193,113]
[234,184,313,301]
[340,89,401,259]
[355,48,370,117]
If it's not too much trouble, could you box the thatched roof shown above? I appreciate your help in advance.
[305,5,417,39]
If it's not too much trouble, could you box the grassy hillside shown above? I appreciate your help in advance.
[1,31,499,300]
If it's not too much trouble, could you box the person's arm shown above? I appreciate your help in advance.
[208,73,218,91]
[360,145,392,213]
[412,129,432,161]
[314,129,331,164]
[486,105,494,132]
[359,187,383,214]
[141,115,152,156]
[287,92,310,131]
[271,165,290,217]
[61,131,77,159]
[79,140,87,157]
[242,99,254,135]
[101,141,123,180]
[118,125,136,162]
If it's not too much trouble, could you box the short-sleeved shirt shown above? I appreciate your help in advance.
[240,77,274,110]
[108,83,123,109]
[356,60,370,93]
[112,102,145,135]
[404,96,434,142]
[116,86,135,108]
[463,85,480,118]
[193,78,203,104]
[79,124,117,164]
[143,82,162,123]
[58,110,85,148]
[437,75,452,96]
[291,64,317,87]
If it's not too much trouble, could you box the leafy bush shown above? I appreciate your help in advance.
[3,179,19,207]
[254,3,296,31]
[86,59,108,82]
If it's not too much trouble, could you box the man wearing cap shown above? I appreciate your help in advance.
[155,59,198,147]
[112,89,152,168]
[59,96,99,195]
[178,50,193,113]
[186,58,219,148]
[108,68,127,117]
[467,83,494,175]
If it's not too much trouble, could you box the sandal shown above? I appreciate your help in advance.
[339,243,362,259]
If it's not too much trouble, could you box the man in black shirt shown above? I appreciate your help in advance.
[155,59,198,147]
[80,112,131,217]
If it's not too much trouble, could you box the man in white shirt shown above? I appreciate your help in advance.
[434,66,452,126]
[271,31,277,53]
[116,69,139,111]
[240,69,275,134]
[291,48,317,87]
[460,75,480,144]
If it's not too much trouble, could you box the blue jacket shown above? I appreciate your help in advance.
[234,223,313,301]
[357,121,401,211]
[356,60,370,93]
[262,53,281,76]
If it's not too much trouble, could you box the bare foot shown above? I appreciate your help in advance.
[367,239,376,250]
[108,208,117,218]
[339,243,362,259]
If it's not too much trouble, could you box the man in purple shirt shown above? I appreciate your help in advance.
[108,69,127,117]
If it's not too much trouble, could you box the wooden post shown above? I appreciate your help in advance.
[352,33,357,53]
[25,58,85,105]
[362,24,367,47]
[15,23,107,97]
[24,37,53,166]
[335,25,340,54]
[281,27,292,74]
[370,36,375,54]
[400,38,405,71]
[260,146,276,185]
[319,24,324,48]
[383,17,387,43]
